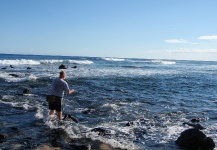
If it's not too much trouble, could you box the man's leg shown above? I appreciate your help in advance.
[49,110,55,116]
[57,111,62,120]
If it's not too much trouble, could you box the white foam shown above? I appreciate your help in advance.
[0,59,94,66]
[40,59,93,65]
[0,72,37,82]
[102,103,119,111]
[0,99,14,105]
[35,105,44,119]
[152,60,176,65]
[166,125,186,139]
[102,57,125,61]
[40,60,64,64]
[23,104,31,110]
[68,60,93,64]
[0,59,40,65]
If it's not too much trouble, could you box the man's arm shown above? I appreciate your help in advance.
[68,89,74,94]
[64,81,74,95]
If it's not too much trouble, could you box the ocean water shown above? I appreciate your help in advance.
[0,54,217,150]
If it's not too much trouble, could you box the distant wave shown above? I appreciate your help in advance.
[121,59,176,65]
[0,59,93,65]
[39,60,63,64]
[121,65,152,69]
[0,59,40,65]
[102,57,125,61]
[151,60,176,65]
[40,59,93,65]
[68,60,93,64]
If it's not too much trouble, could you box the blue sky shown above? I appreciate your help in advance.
[1,0,217,60]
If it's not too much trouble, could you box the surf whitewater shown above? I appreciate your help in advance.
[0,54,217,150]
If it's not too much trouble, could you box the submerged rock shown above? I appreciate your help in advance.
[62,114,78,123]
[9,73,27,78]
[9,73,20,77]
[59,64,67,69]
[125,121,134,126]
[23,88,31,94]
[176,128,215,150]
[91,127,110,136]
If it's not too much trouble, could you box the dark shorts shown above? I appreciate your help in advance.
[49,96,63,112]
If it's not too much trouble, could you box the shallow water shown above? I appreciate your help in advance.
[0,54,217,149]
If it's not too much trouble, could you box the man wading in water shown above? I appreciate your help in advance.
[49,71,74,120]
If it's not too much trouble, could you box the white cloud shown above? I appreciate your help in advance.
[166,48,217,53]
[164,39,197,44]
[198,35,217,40]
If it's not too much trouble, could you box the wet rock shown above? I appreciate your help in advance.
[83,108,95,115]
[176,128,215,150]
[70,144,91,150]
[23,88,31,94]
[191,118,200,123]
[9,73,27,78]
[62,114,78,123]
[35,145,60,150]
[10,127,19,131]
[0,134,6,143]
[183,122,206,130]
[27,67,32,69]
[91,127,110,136]
[91,127,112,136]
[0,134,5,139]
[16,88,34,96]
[9,73,19,77]
[125,121,134,126]
[59,64,67,69]
[91,127,106,133]
[99,143,112,150]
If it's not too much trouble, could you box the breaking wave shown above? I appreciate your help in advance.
[102,57,125,61]
[0,59,93,65]
[151,60,176,65]
[0,59,40,65]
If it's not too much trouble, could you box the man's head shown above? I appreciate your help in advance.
[59,71,66,79]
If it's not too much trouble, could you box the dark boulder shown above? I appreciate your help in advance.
[59,64,67,69]
[70,144,91,150]
[191,118,200,123]
[126,121,134,126]
[176,128,215,150]
[23,89,31,94]
[0,134,5,139]
[0,134,6,143]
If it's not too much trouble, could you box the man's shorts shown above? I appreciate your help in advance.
[49,96,63,111]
